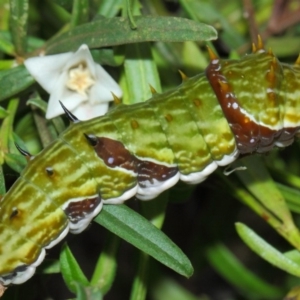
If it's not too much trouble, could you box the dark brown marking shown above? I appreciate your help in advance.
[59,101,79,123]
[84,133,98,147]
[136,160,178,187]
[277,127,300,145]
[9,207,18,219]
[64,196,101,224]
[94,137,137,171]
[205,58,281,154]
[45,167,54,176]
[93,136,178,186]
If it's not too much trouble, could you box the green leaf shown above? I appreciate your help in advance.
[123,43,161,104]
[180,0,245,49]
[129,252,149,300]
[4,152,26,173]
[0,99,19,164]
[0,107,8,118]
[26,97,48,113]
[70,0,89,27]
[37,259,60,274]
[0,59,15,70]
[276,182,300,214]
[0,65,35,102]
[73,282,103,300]
[284,249,300,265]
[234,156,292,224]
[0,31,15,55]
[95,204,193,278]
[27,96,66,135]
[90,233,119,294]
[27,98,58,147]
[97,0,123,18]
[91,48,123,66]
[153,278,210,300]
[205,243,284,299]
[14,114,43,155]
[182,41,208,70]
[233,156,300,249]
[60,243,89,293]
[0,166,6,196]
[236,222,300,277]
[0,31,44,55]
[52,0,73,11]
[9,0,29,55]
[45,16,217,54]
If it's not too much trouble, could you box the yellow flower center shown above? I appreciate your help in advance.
[66,63,95,97]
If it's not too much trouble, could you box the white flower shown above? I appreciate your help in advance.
[24,44,122,120]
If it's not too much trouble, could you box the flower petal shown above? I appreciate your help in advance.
[25,44,122,120]
[45,73,85,119]
[94,64,122,97]
[72,102,109,120]
[64,44,97,76]
[24,52,73,93]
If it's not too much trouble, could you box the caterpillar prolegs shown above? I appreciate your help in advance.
[1,39,300,287]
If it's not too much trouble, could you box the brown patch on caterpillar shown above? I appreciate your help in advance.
[64,196,101,224]
[94,137,136,171]
[205,56,280,154]
[136,160,178,187]
[90,136,178,185]
[277,127,300,146]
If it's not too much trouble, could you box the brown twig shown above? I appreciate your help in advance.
[238,0,300,54]
[243,0,260,43]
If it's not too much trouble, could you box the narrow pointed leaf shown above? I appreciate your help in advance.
[90,233,119,294]
[9,0,29,55]
[234,156,292,225]
[236,222,300,277]
[0,166,5,196]
[45,16,217,54]
[73,282,103,300]
[123,43,161,105]
[95,204,193,278]
[60,243,89,293]
[206,243,284,298]
[0,66,35,101]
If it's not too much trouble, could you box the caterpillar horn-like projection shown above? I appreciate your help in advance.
[59,101,79,123]
[14,143,32,159]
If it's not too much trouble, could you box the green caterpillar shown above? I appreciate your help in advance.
[1,39,300,287]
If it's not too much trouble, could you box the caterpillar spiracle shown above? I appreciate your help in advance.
[1,38,300,288]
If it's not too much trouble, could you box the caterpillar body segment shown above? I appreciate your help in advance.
[1,48,300,286]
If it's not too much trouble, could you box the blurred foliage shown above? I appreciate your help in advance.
[1,0,300,299]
